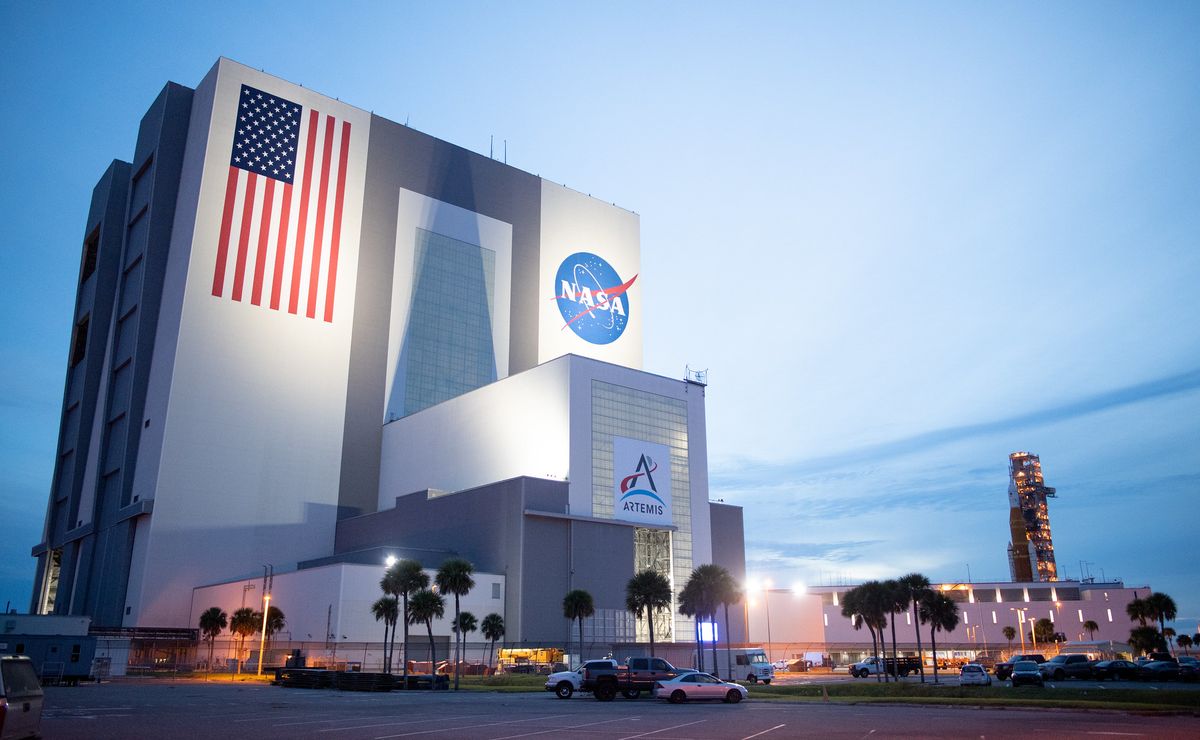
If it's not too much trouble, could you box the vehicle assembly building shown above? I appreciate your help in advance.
[31,58,745,661]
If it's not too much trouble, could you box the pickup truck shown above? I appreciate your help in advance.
[544,659,619,699]
[582,657,682,701]
[848,656,923,678]
[994,653,1046,681]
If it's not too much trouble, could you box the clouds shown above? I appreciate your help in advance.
[717,374,1200,630]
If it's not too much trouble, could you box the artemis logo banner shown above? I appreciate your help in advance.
[612,436,672,527]
[211,84,353,323]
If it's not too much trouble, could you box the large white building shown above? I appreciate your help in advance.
[32,58,744,655]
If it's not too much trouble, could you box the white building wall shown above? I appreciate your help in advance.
[190,564,506,644]
[377,359,571,508]
[537,184,641,369]
[130,58,374,628]
[742,582,1153,657]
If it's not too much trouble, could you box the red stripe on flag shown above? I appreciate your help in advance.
[307,115,336,319]
[250,177,275,306]
[324,121,352,323]
[289,109,321,314]
[211,167,241,297]
[270,184,293,310]
[231,173,258,302]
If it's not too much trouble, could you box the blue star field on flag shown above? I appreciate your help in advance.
[229,84,302,183]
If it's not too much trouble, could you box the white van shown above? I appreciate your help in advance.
[705,647,774,684]
[1,656,45,740]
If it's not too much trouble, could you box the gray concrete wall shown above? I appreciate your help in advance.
[336,116,543,519]
[709,502,748,645]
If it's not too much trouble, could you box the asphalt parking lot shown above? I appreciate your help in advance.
[40,681,1199,739]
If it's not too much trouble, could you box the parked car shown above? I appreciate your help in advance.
[653,672,748,704]
[1090,660,1139,681]
[1177,656,1199,669]
[1009,660,1045,688]
[545,659,618,699]
[994,654,1046,681]
[583,657,683,701]
[1038,654,1093,681]
[959,663,992,686]
[1,655,45,740]
[1137,660,1182,682]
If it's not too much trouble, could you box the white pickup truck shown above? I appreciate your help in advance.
[544,659,619,699]
[849,655,922,678]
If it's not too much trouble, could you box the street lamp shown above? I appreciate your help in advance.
[1010,607,1035,652]
[257,593,271,676]
[385,555,397,568]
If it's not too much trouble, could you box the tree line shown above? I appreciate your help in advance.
[197,603,286,677]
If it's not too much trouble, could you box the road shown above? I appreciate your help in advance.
[39,681,1198,739]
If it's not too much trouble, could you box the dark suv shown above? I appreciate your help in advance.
[1039,654,1093,681]
[995,654,1046,681]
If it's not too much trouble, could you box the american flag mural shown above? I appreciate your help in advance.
[211,84,352,323]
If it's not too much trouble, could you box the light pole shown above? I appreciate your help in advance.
[257,593,271,676]
[761,580,774,662]
[1010,607,1030,652]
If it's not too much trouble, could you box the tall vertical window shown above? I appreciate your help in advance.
[69,315,90,367]
[81,230,99,283]
[391,228,497,418]
[39,548,62,614]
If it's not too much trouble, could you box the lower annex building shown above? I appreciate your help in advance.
[30,58,747,663]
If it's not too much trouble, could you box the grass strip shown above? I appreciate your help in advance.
[746,682,1200,711]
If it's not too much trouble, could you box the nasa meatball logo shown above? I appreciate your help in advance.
[553,252,637,345]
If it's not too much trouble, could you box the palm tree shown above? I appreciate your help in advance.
[1082,620,1099,641]
[435,559,475,690]
[1176,634,1193,655]
[454,612,478,674]
[229,607,258,676]
[264,605,286,652]
[1032,618,1054,646]
[841,587,875,676]
[918,591,959,684]
[384,559,428,686]
[1002,625,1016,650]
[718,571,741,682]
[563,590,595,661]
[1144,592,1178,643]
[858,581,892,682]
[1126,597,1150,627]
[371,596,399,672]
[882,579,906,681]
[408,589,445,689]
[694,565,728,676]
[481,613,505,670]
[898,573,931,682]
[198,606,228,680]
[1129,625,1164,656]
[678,580,703,673]
[625,570,672,656]
[1163,627,1176,655]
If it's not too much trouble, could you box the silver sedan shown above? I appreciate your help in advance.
[653,672,749,704]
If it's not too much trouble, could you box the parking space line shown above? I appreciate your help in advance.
[317,714,480,732]
[375,713,571,739]
[488,715,639,740]
[618,719,707,740]
[272,714,408,727]
[741,724,786,740]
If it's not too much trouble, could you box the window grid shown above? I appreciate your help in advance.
[401,228,497,415]
[591,380,692,642]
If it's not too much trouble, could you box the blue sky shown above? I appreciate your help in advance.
[2,3,1197,632]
